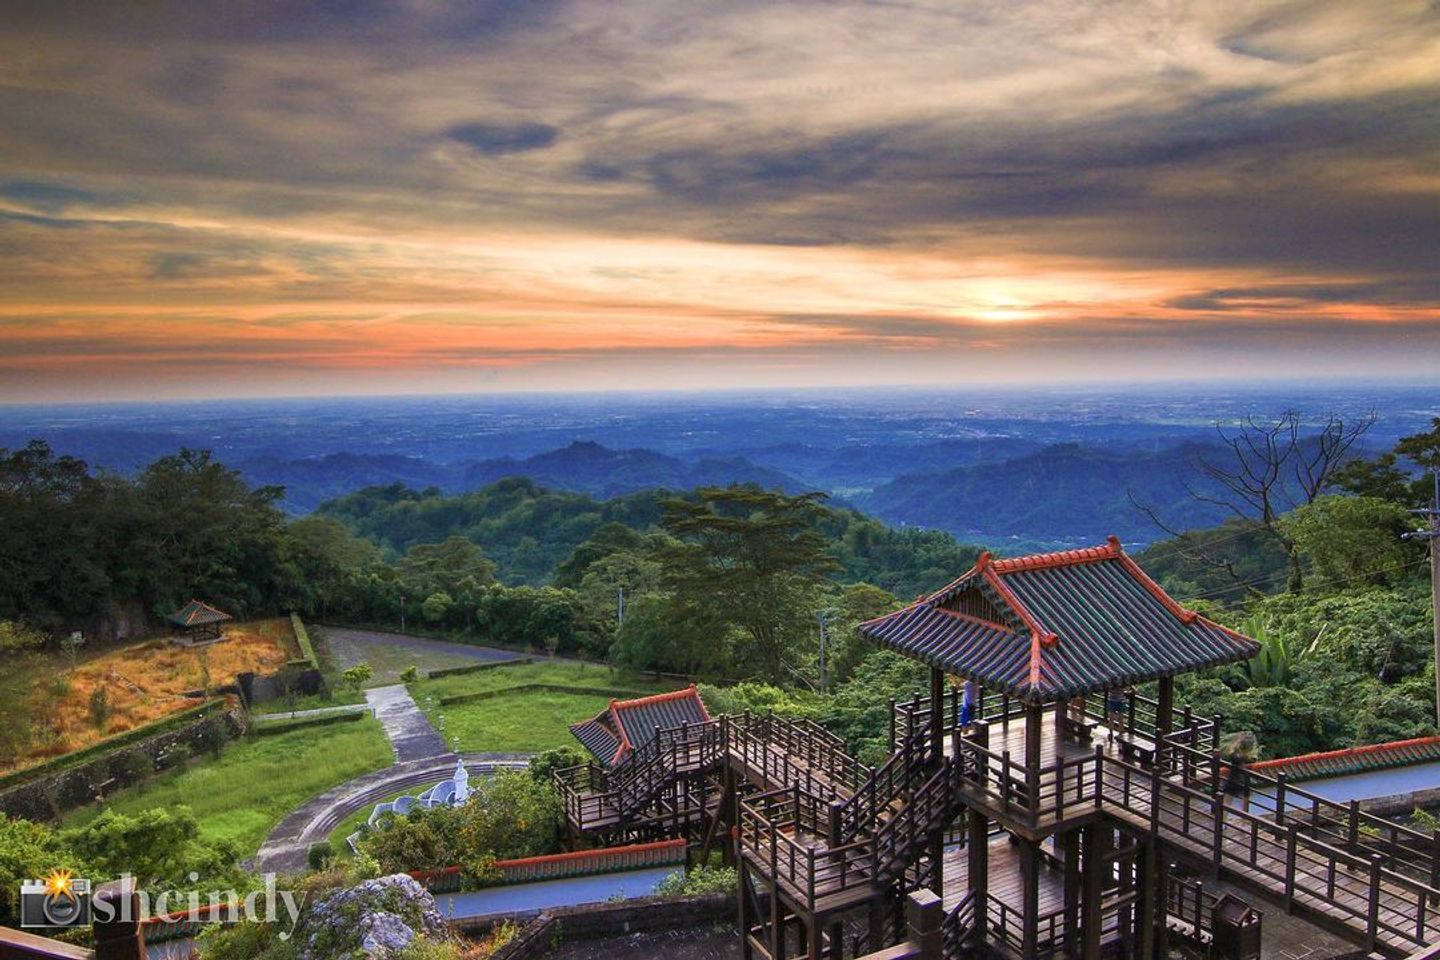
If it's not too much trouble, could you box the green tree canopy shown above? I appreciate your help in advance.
[658,487,839,682]
[1279,494,1420,589]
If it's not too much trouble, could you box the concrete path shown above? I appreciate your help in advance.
[366,684,451,762]
[323,627,519,684]
[436,866,681,921]
[251,753,530,874]
[250,703,371,725]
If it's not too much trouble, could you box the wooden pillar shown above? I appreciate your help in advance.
[1135,837,1157,960]
[1156,677,1174,769]
[967,809,989,944]
[1063,827,1082,951]
[1117,838,1135,955]
[826,919,843,960]
[907,889,944,960]
[1081,824,1105,960]
[930,667,945,763]
[1019,835,1041,958]
[93,880,145,960]
[1024,701,1043,771]
[868,896,889,951]
[738,859,753,960]
[1153,852,1170,960]
[929,828,945,903]
[770,879,786,960]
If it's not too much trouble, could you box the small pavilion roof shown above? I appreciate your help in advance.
[858,536,1258,704]
[167,599,233,628]
[570,685,710,767]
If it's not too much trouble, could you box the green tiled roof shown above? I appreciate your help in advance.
[167,599,232,628]
[860,536,1258,703]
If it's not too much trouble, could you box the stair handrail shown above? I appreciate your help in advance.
[832,725,936,842]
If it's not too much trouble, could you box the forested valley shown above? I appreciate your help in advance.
[3,410,1438,766]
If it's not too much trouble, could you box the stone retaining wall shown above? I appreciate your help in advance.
[0,705,247,821]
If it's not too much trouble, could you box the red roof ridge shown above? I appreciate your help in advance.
[987,535,1124,574]
[1250,735,1440,771]
[611,684,709,716]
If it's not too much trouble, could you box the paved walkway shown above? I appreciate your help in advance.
[324,627,519,684]
[251,753,530,873]
[366,684,451,762]
[251,703,371,725]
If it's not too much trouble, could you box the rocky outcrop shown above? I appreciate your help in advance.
[301,874,448,960]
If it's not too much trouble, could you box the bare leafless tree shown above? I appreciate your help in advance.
[1133,410,1376,594]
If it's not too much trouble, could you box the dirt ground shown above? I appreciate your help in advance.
[6,618,293,771]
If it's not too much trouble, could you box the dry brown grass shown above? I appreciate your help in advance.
[8,618,296,770]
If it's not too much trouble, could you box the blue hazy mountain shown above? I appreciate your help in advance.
[233,441,807,513]
[2,382,1433,546]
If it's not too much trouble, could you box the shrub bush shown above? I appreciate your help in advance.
[308,840,334,869]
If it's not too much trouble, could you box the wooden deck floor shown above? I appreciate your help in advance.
[941,711,1140,768]
[940,834,1065,916]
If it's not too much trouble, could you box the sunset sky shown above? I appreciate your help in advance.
[1,0,1438,402]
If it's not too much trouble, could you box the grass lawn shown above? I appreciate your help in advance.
[63,717,393,857]
[409,659,676,701]
[248,688,367,715]
[408,661,682,755]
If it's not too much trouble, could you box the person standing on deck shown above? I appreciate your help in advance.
[959,679,979,730]
[1221,732,1258,811]
[1105,687,1131,745]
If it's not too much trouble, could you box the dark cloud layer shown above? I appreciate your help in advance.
[446,121,560,155]
[0,0,1436,399]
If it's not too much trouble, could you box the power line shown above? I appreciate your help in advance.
[1187,554,1429,602]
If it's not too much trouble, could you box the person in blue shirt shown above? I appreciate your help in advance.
[959,680,978,729]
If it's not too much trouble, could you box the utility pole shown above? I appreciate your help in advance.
[1404,473,1440,726]
[617,586,626,627]
[399,590,406,634]
[817,608,836,694]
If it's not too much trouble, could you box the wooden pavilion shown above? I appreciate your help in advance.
[553,537,1440,960]
[858,535,1261,959]
[167,599,232,645]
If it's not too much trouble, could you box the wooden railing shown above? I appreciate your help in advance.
[737,784,877,906]
[1097,752,1440,954]
[1162,739,1440,888]
[1165,875,1217,944]
[939,891,976,960]
[556,711,873,834]
[832,728,937,842]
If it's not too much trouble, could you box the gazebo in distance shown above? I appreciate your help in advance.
[167,599,232,645]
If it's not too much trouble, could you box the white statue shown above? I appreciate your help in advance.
[452,759,469,804]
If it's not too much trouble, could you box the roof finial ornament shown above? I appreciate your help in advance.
[975,550,991,571]
[1106,534,1123,553]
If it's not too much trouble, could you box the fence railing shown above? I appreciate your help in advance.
[737,784,878,907]
[1162,739,1440,889]
[832,727,936,842]
[1098,751,1440,953]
